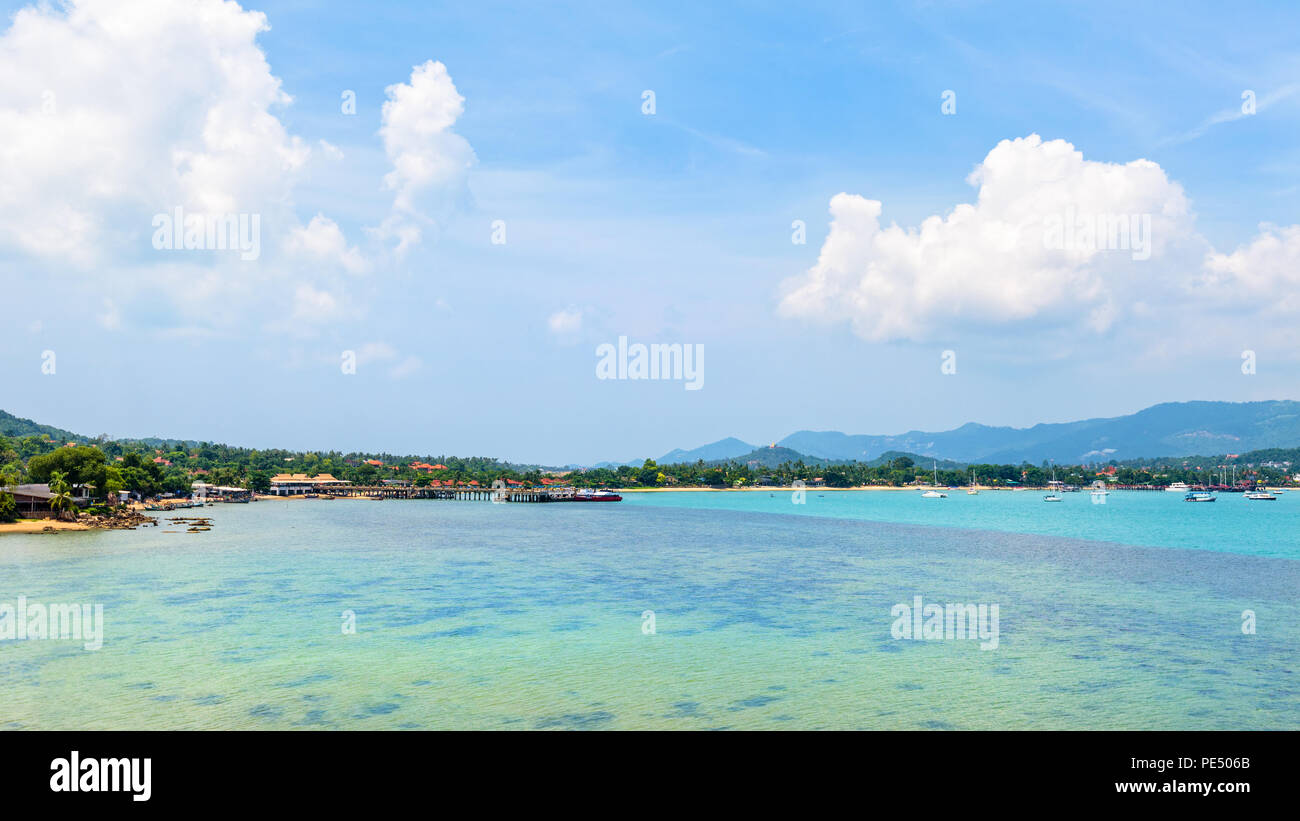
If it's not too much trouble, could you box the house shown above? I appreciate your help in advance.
[191,482,252,501]
[11,483,91,517]
[268,473,350,496]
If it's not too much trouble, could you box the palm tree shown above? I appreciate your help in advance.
[48,470,76,521]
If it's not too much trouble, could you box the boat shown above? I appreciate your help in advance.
[573,489,622,502]
[967,471,979,495]
[1166,482,1191,492]
[1043,493,1062,502]
[1244,491,1277,501]
[1090,488,1108,499]
[922,462,947,498]
[1184,491,1216,502]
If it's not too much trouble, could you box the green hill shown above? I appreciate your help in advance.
[0,409,81,442]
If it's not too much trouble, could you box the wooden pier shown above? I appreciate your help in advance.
[317,485,586,503]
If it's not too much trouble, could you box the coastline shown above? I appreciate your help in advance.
[0,519,92,534]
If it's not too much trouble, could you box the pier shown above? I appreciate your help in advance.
[315,485,590,503]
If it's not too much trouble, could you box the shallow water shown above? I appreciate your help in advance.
[1,497,1296,729]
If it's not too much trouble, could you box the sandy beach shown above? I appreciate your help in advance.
[0,519,92,534]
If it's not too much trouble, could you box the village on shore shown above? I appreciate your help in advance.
[4,430,1300,533]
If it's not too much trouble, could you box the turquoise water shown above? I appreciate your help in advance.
[624,488,1300,559]
[2,495,1297,729]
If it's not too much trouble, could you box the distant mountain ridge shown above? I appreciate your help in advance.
[657,401,1300,466]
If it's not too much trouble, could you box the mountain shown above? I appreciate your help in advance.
[706,446,830,469]
[0,409,81,442]
[659,437,757,464]
[778,401,1300,465]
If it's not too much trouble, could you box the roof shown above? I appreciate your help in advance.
[12,483,54,500]
[269,473,344,484]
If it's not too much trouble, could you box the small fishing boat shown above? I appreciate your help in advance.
[1043,493,1062,502]
[1184,491,1216,502]
[1244,491,1277,501]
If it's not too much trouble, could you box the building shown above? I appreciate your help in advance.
[190,482,253,501]
[267,473,350,496]
[10,483,92,518]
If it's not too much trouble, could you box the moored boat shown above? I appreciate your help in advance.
[573,489,622,502]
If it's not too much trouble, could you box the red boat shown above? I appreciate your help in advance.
[572,489,622,502]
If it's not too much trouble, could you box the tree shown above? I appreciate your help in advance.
[102,466,125,503]
[28,445,107,488]
[47,471,76,521]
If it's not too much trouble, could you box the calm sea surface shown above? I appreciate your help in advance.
[2,491,1297,729]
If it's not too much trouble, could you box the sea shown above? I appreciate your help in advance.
[2,489,1297,729]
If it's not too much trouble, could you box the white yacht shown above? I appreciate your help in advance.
[921,462,946,498]
[1166,482,1191,492]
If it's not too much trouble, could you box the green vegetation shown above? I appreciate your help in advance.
[1,425,1297,510]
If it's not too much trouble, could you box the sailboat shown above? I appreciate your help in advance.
[967,470,979,495]
[1043,462,1062,502]
[921,462,947,498]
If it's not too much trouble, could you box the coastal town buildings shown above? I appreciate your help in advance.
[267,473,349,496]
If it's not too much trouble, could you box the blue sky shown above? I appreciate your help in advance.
[3,0,1300,464]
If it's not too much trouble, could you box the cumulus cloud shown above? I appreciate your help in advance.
[286,214,368,274]
[0,0,309,265]
[375,60,476,255]
[1202,224,1300,313]
[780,135,1202,342]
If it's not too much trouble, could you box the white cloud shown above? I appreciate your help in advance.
[779,135,1199,342]
[1203,224,1300,313]
[0,0,309,265]
[290,284,343,324]
[376,60,475,254]
[355,342,397,365]
[388,355,423,379]
[1164,84,1300,146]
[547,307,583,336]
[286,214,368,274]
[349,342,420,379]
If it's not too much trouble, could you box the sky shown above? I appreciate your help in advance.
[2,0,1300,465]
